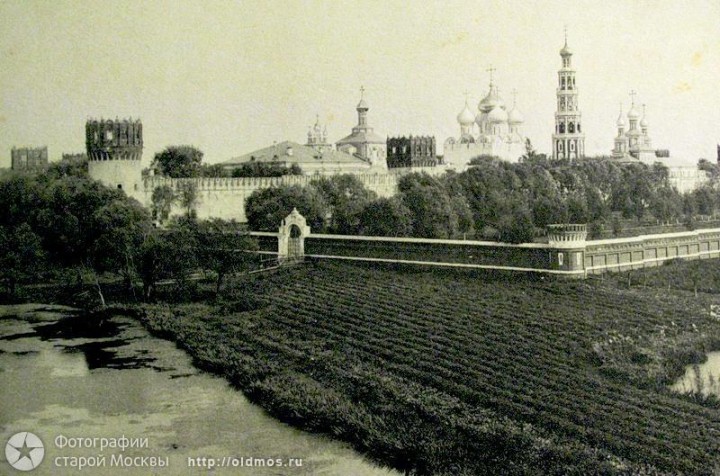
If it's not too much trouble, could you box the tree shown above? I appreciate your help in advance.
[312,175,377,234]
[177,181,199,218]
[245,185,327,232]
[152,146,204,178]
[195,219,259,295]
[138,222,198,301]
[231,162,303,178]
[357,198,413,237]
[398,173,464,239]
[90,198,153,295]
[151,185,176,223]
[199,163,229,178]
[0,224,44,296]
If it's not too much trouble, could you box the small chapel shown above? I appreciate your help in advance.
[611,92,655,162]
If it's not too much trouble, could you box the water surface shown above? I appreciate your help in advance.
[0,304,397,475]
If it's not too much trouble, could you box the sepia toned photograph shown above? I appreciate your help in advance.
[1,1,719,474]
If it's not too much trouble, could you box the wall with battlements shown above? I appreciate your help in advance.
[141,166,447,222]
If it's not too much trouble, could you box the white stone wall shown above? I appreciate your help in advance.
[140,170,433,222]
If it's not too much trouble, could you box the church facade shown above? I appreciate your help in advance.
[611,95,655,162]
[443,73,526,169]
[335,87,387,168]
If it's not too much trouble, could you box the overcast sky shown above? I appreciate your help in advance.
[1,0,718,167]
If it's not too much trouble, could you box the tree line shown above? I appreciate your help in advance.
[246,153,720,243]
[0,158,256,302]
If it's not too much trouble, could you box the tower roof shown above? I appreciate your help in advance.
[616,104,626,127]
[560,27,573,56]
[356,86,368,110]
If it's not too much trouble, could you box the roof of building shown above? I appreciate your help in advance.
[223,141,369,166]
[336,129,386,145]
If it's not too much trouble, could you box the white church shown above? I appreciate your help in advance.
[443,69,527,169]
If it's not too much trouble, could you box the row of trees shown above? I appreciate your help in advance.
[245,154,720,243]
[0,161,256,301]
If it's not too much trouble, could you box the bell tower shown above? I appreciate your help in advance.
[552,29,585,161]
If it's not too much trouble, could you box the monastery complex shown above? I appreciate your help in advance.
[39,34,711,222]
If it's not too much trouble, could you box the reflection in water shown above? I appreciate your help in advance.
[671,351,720,397]
[0,305,396,475]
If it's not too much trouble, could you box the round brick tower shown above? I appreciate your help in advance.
[86,118,143,197]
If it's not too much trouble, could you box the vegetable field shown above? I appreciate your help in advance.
[140,261,720,475]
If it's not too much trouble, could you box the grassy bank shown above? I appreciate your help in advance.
[122,260,720,475]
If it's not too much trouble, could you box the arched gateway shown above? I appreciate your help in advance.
[278,208,311,262]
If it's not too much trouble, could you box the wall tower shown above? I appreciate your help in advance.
[552,31,585,161]
[86,118,143,198]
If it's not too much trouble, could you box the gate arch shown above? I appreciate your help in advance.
[278,208,311,262]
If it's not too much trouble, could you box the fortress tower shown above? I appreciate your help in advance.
[86,118,143,197]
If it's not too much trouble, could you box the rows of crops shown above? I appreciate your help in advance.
[142,262,720,474]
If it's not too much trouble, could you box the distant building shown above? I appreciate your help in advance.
[305,115,333,155]
[222,140,375,175]
[668,167,710,194]
[336,87,387,168]
[11,146,48,171]
[386,136,437,168]
[611,94,655,162]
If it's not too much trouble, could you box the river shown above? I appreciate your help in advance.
[0,304,397,475]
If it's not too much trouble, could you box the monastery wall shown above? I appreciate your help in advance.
[254,222,720,278]
[140,166,445,222]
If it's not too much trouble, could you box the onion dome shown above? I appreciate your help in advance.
[457,102,475,126]
[508,106,524,124]
[616,105,626,127]
[560,43,573,56]
[478,86,505,113]
[627,103,640,120]
[475,111,488,127]
[488,105,508,124]
[356,97,368,110]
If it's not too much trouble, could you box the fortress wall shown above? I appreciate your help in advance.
[253,225,720,278]
[584,228,720,273]
[140,168,443,222]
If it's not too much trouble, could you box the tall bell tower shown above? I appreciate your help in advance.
[552,29,585,161]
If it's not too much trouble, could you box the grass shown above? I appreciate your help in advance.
[123,259,720,475]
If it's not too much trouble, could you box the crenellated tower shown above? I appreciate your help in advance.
[552,31,585,161]
[86,117,144,196]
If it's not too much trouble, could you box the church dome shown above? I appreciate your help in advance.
[508,106,524,124]
[457,102,475,126]
[560,44,573,56]
[616,108,626,127]
[478,86,504,113]
[627,104,640,120]
[488,105,508,124]
[475,111,488,127]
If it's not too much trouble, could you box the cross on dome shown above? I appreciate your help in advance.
[486,66,496,86]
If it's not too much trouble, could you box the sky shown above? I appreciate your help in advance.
[1,0,718,168]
